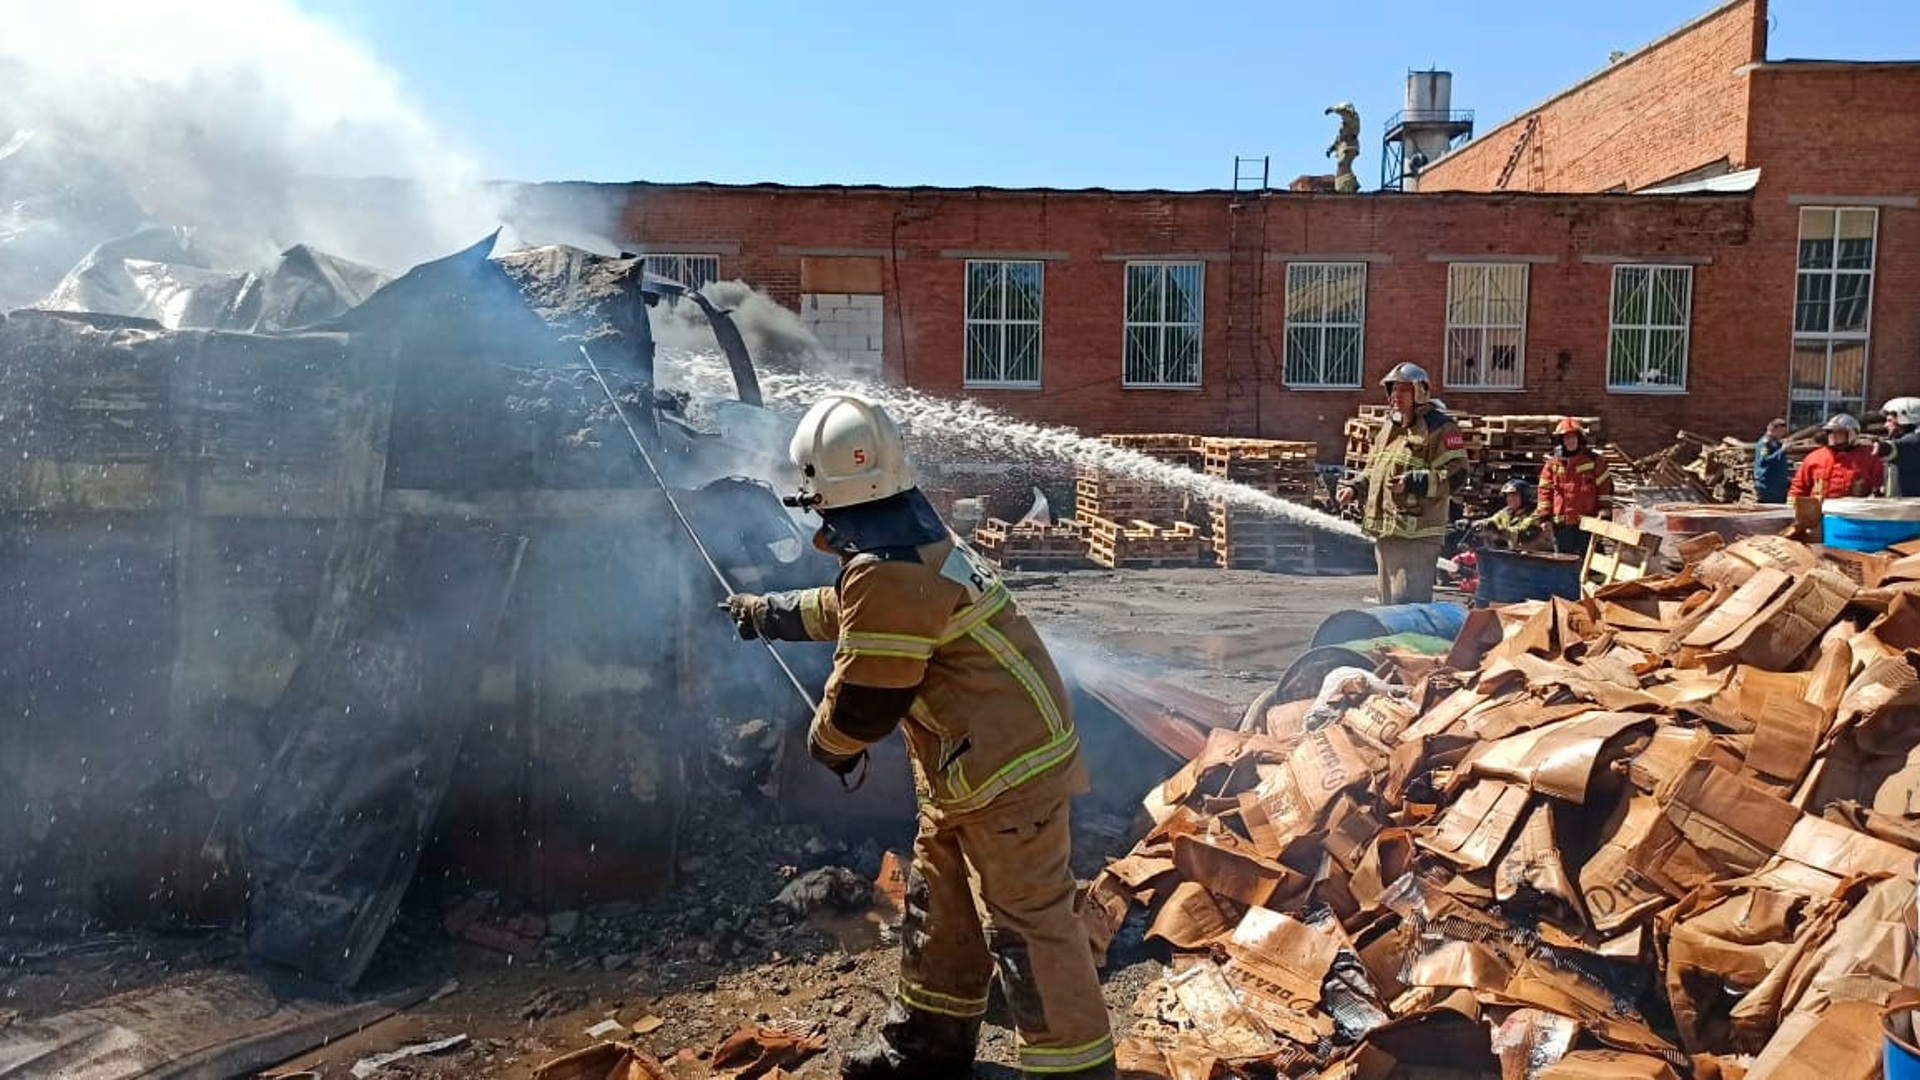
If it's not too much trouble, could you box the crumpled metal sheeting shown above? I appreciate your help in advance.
[1093,534,1920,1079]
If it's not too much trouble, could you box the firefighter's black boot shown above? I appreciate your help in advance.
[840,1000,979,1079]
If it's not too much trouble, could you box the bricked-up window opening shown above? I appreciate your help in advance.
[964,260,1043,387]
[643,254,720,291]
[1281,263,1366,388]
[1444,263,1527,390]
[1607,265,1692,393]
[1123,262,1203,387]
[1790,208,1877,428]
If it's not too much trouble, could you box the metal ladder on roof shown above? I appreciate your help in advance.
[1225,158,1270,436]
[1495,115,1540,191]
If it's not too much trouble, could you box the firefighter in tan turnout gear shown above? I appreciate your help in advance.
[1337,362,1470,604]
[723,394,1114,1080]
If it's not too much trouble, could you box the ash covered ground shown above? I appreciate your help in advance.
[0,568,1370,1078]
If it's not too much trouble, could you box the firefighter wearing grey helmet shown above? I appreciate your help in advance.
[1875,397,1920,496]
[722,394,1115,1080]
[1791,413,1884,501]
[1336,363,1467,603]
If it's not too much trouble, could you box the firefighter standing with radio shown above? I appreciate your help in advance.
[1336,362,1470,605]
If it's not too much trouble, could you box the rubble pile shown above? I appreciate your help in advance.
[1085,533,1920,1080]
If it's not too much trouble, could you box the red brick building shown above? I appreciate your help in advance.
[597,0,1915,454]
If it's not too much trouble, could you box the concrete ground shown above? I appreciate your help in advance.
[1018,567,1376,707]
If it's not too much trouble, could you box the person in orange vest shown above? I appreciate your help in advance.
[1536,418,1613,555]
[1790,413,1885,501]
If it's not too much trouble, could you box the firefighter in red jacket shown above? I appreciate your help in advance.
[1536,418,1612,555]
[1790,413,1885,501]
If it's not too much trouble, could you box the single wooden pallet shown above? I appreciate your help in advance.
[1579,515,1661,592]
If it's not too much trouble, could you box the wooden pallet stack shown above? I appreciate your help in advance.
[1081,517,1210,569]
[1203,437,1319,571]
[1478,414,1601,492]
[971,518,1091,570]
[1342,405,1487,480]
[1342,405,1390,474]
[1074,434,1212,568]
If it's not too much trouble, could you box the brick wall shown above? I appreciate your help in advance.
[613,183,1775,456]
[1740,64,1920,420]
[1415,0,1766,194]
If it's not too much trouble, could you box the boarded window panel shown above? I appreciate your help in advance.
[1790,339,1829,394]
[1830,341,1868,400]
[799,257,883,295]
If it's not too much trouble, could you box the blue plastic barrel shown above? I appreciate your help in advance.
[1310,602,1467,648]
[1476,548,1585,605]
[1887,1000,1920,1080]
[1824,498,1920,553]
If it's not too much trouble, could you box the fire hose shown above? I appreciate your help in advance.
[576,346,870,791]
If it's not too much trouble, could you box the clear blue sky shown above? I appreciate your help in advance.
[307,0,1916,190]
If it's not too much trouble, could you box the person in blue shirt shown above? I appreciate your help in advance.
[1754,417,1790,503]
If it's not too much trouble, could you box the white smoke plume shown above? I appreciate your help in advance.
[0,0,510,299]
[649,280,827,369]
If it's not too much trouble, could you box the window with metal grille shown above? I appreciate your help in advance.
[1443,263,1527,390]
[642,254,720,291]
[964,260,1043,387]
[1607,265,1692,392]
[1789,207,1876,428]
[1281,263,1365,388]
[1123,262,1203,387]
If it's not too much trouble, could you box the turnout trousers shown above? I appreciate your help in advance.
[888,795,1114,1076]
[1373,536,1441,605]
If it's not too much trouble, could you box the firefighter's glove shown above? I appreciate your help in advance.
[1398,469,1433,498]
[721,593,766,640]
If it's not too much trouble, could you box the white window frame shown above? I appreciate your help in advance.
[963,259,1044,389]
[1790,206,1877,426]
[1443,262,1528,391]
[1280,262,1367,389]
[1122,261,1204,389]
[1606,264,1693,394]
[642,253,720,291]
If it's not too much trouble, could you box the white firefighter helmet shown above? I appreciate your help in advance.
[788,394,914,509]
[1882,397,1920,427]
